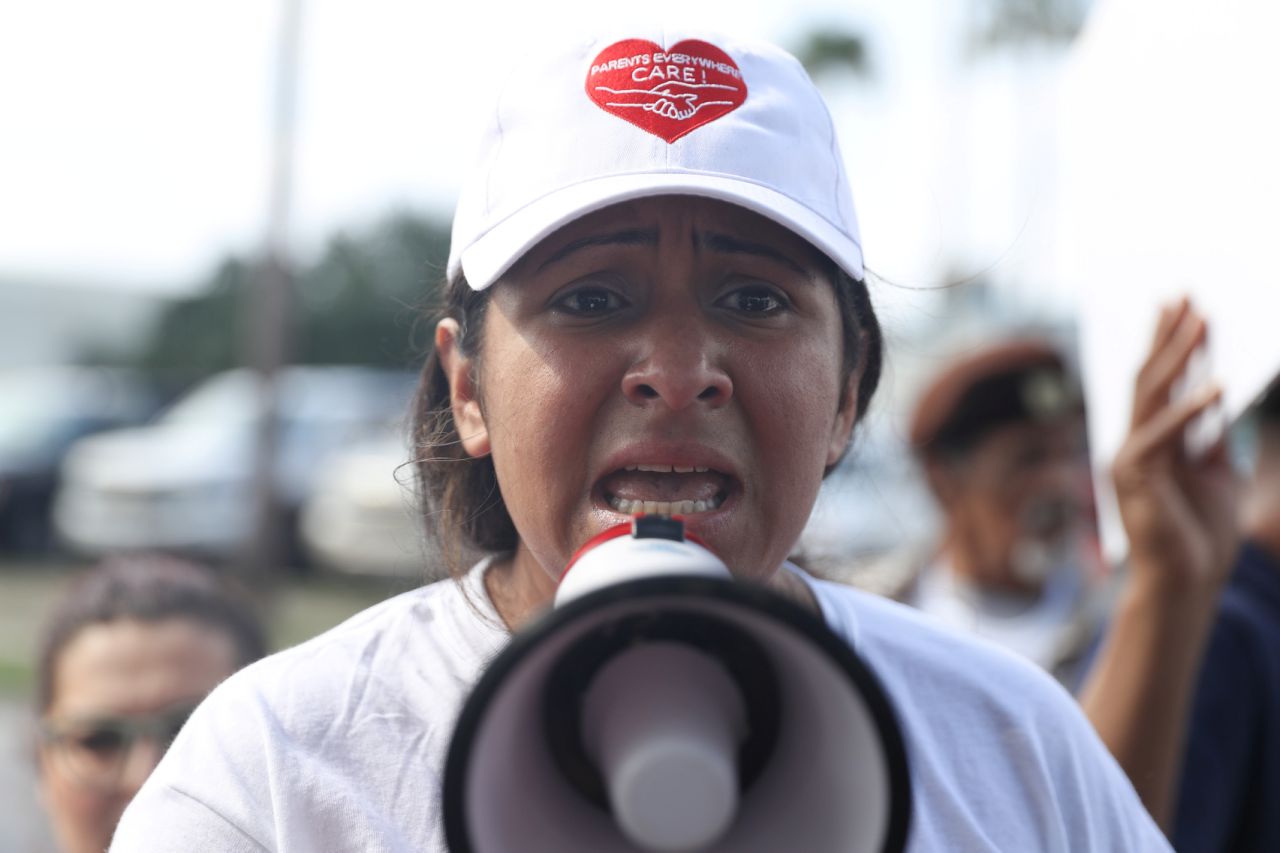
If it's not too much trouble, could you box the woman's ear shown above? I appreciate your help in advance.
[436,318,491,458]
[826,368,862,468]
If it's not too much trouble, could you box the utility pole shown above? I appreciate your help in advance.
[243,0,303,584]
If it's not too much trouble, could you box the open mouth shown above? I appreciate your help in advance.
[600,464,733,516]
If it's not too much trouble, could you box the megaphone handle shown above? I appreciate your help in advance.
[583,642,745,852]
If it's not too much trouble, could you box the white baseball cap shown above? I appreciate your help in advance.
[447,27,864,290]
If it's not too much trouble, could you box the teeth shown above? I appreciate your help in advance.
[608,495,724,515]
[621,464,713,473]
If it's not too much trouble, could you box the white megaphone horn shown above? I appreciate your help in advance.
[442,515,912,853]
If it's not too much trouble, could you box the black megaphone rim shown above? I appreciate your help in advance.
[441,574,913,853]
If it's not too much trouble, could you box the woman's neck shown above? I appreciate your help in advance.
[484,547,558,631]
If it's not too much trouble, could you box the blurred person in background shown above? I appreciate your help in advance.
[848,337,1105,688]
[1170,375,1280,851]
[844,302,1241,833]
[849,304,1241,833]
[1078,298,1239,832]
[34,553,266,853]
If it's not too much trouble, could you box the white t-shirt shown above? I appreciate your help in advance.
[111,561,1169,852]
[908,556,1105,689]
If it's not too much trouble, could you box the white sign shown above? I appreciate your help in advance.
[1058,0,1280,558]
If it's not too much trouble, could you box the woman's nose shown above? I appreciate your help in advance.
[621,321,733,411]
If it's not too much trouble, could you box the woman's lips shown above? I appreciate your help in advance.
[598,465,733,516]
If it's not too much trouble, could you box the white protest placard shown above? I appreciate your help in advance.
[1057,0,1280,559]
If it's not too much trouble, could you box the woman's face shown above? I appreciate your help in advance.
[37,618,238,853]
[442,196,862,588]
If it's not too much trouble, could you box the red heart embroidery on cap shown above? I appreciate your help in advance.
[585,39,748,144]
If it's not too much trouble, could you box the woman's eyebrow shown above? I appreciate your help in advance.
[537,228,659,271]
[697,231,806,275]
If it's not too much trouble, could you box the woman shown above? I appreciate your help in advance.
[35,554,265,853]
[113,28,1175,851]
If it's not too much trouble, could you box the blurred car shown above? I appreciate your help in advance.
[0,367,157,553]
[53,366,415,562]
[299,437,445,580]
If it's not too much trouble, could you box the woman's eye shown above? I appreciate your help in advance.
[719,285,788,316]
[75,728,127,756]
[554,287,626,316]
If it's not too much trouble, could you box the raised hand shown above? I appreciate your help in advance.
[1080,297,1241,830]
[1111,297,1240,596]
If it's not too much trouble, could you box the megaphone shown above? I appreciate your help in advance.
[442,516,911,853]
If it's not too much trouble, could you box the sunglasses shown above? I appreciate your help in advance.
[39,702,200,793]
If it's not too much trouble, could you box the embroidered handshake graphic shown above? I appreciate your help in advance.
[593,81,739,121]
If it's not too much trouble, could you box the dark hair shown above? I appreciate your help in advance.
[411,262,883,579]
[907,339,1081,463]
[1257,378,1280,425]
[35,554,267,714]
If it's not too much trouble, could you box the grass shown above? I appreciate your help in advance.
[0,659,30,698]
[0,563,68,698]
[267,572,419,650]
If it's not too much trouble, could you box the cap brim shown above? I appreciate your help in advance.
[454,173,864,290]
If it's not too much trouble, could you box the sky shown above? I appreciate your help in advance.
[0,0,967,295]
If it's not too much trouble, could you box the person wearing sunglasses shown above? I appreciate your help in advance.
[34,554,265,853]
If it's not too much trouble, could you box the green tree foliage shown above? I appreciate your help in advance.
[292,213,448,367]
[970,0,1091,50]
[120,212,450,387]
[791,29,871,80]
[134,257,252,380]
